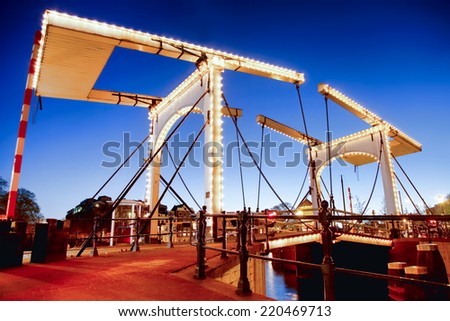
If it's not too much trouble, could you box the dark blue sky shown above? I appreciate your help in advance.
[1,0,449,218]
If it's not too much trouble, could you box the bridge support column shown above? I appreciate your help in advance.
[146,149,162,239]
[144,66,209,221]
[203,58,224,214]
[379,131,400,215]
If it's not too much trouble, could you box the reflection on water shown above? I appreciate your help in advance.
[265,254,298,301]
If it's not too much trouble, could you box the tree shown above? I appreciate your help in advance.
[435,194,450,215]
[352,195,366,214]
[0,176,7,194]
[15,188,43,222]
[0,176,7,215]
[379,198,387,215]
[0,176,43,222]
[272,202,293,211]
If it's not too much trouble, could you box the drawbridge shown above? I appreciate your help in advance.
[5,10,450,301]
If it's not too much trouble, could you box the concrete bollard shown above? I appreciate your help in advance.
[0,220,22,268]
[387,262,407,300]
[388,262,407,287]
[32,219,69,263]
[417,243,448,283]
[404,266,428,300]
[417,243,449,300]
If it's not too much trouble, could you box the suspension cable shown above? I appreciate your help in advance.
[131,122,207,251]
[359,132,386,215]
[234,116,246,210]
[296,84,312,151]
[296,190,313,213]
[108,90,208,213]
[256,122,265,212]
[394,172,422,214]
[160,175,196,214]
[392,154,432,214]
[320,176,331,198]
[222,93,317,232]
[164,144,202,210]
[341,175,347,214]
[92,131,151,200]
[324,96,335,210]
[133,121,208,245]
[291,166,309,209]
[360,159,381,215]
[344,132,383,233]
[295,84,321,208]
[147,121,207,219]
[255,115,309,212]
[76,90,208,257]
[165,181,182,203]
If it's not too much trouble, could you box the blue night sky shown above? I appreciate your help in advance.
[1,0,449,219]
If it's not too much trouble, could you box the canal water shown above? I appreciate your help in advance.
[264,254,299,301]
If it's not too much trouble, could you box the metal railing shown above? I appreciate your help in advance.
[65,206,450,299]
[192,204,450,300]
[67,215,196,254]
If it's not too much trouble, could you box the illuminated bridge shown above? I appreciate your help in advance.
[1,10,450,302]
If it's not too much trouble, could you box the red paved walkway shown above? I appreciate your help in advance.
[0,244,271,301]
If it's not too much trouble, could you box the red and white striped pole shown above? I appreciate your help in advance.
[6,31,42,220]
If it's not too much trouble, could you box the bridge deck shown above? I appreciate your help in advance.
[0,244,270,301]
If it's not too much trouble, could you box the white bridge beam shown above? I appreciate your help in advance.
[147,58,235,217]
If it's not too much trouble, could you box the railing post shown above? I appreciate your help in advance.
[236,209,252,296]
[236,211,241,251]
[221,211,227,258]
[264,209,270,255]
[194,206,207,279]
[248,207,253,246]
[90,216,99,257]
[168,214,174,248]
[319,200,335,301]
[132,217,140,252]
[157,219,162,244]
